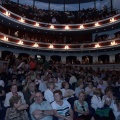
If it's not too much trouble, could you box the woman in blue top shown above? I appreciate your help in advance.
[74,91,93,120]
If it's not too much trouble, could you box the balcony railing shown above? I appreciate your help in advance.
[0,32,120,51]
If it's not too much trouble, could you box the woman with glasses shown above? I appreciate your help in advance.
[74,91,93,120]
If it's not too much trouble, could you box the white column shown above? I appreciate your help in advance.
[109,54,115,63]
[14,53,18,58]
[77,56,82,63]
[46,55,50,61]
[30,54,35,59]
[61,56,66,63]
[93,56,98,63]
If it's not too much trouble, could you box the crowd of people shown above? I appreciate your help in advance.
[3,1,117,24]
[0,53,120,120]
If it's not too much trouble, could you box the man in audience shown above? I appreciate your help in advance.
[30,91,53,120]
[4,84,26,107]
[51,90,73,120]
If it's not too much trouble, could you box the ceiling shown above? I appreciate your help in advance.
[35,0,100,4]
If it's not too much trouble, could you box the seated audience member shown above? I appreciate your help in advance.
[53,77,62,90]
[115,78,120,87]
[61,82,75,100]
[85,81,95,96]
[51,90,73,120]
[30,91,53,120]
[44,82,55,103]
[74,92,93,120]
[111,99,120,120]
[4,84,26,107]
[97,80,107,94]
[23,82,37,105]
[91,88,115,120]
[75,80,84,98]
[91,88,104,110]
[5,95,29,120]
[69,74,77,86]
[102,86,115,107]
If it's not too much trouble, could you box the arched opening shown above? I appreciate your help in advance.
[98,55,109,64]
[82,55,93,64]
[66,56,77,64]
[18,53,30,59]
[1,51,13,60]
[115,53,120,63]
[50,55,61,63]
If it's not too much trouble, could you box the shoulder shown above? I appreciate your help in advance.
[18,91,24,95]
[30,102,38,108]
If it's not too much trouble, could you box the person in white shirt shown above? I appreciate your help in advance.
[44,82,55,103]
[51,90,73,120]
[4,84,26,107]
[111,99,120,120]
[69,74,77,86]
[102,86,115,108]
[91,88,104,110]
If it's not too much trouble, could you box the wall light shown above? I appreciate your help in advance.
[79,25,84,29]
[34,22,39,26]
[110,18,116,22]
[19,18,25,23]
[65,25,69,30]
[5,11,10,16]
[33,43,39,47]
[111,41,117,45]
[50,25,54,29]
[49,44,54,49]
[95,22,100,27]
[17,40,23,45]
[3,36,8,41]
[64,45,69,49]
[95,43,100,48]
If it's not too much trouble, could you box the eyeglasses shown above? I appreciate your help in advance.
[82,106,85,111]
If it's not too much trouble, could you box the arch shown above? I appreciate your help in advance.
[82,55,93,64]
[115,53,120,63]
[1,51,13,60]
[98,54,109,64]
[66,56,77,64]
[50,55,61,62]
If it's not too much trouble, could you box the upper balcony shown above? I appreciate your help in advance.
[0,1,120,33]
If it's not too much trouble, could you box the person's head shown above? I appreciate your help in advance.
[53,77,58,83]
[99,80,103,85]
[47,82,55,90]
[62,82,69,89]
[78,91,86,102]
[105,86,113,96]
[77,80,84,88]
[11,84,18,93]
[28,82,36,92]
[36,74,40,79]
[9,95,21,108]
[94,88,102,96]
[88,81,93,88]
[34,91,43,104]
[11,78,17,85]
[53,90,62,102]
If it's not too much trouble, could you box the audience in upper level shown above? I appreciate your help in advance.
[3,1,117,24]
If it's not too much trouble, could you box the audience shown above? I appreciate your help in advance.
[5,95,29,120]
[0,54,119,120]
